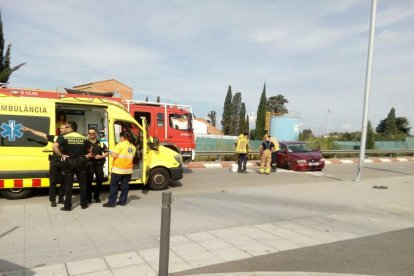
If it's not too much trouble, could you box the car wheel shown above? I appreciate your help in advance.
[284,160,292,170]
[0,188,32,200]
[149,168,170,190]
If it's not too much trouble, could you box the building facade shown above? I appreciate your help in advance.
[73,79,133,101]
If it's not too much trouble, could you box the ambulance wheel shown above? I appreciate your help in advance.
[149,168,170,190]
[0,188,32,200]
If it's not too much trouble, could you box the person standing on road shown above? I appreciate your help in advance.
[235,132,250,173]
[53,121,92,211]
[23,123,68,207]
[103,131,136,207]
[259,134,275,175]
[86,128,109,203]
[270,136,280,172]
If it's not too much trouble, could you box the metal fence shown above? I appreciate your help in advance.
[195,149,414,161]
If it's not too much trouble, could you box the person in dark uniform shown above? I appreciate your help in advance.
[86,128,109,203]
[53,121,92,211]
[23,123,68,207]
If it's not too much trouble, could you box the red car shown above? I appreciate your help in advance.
[276,141,325,171]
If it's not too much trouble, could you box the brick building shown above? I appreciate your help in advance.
[73,79,133,101]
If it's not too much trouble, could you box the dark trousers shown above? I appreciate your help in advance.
[63,157,88,209]
[271,151,278,172]
[86,162,104,200]
[238,153,248,172]
[107,173,131,206]
[49,159,65,202]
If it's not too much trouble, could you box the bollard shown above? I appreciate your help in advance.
[159,192,172,276]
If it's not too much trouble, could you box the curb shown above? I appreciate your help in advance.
[185,157,414,169]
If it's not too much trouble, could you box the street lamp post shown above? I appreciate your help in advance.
[326,109,330,137]
[355,0,377,182]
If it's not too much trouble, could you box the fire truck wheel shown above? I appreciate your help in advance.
[0,188,32,200]
[149,168,170,190]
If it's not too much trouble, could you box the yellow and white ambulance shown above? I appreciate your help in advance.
[0,87,183,199]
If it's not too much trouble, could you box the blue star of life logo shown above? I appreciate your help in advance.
[128,147,133,154]
[0,120,24,141]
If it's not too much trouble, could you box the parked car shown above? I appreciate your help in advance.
[276,141,325,171]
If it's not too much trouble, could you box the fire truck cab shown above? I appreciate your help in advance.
[125,100,196,162]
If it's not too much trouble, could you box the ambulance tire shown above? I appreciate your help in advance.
[1,188,32,200]
[149,168,170,190]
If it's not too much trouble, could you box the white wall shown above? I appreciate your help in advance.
[193,120,208,134]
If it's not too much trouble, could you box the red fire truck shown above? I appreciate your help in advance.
[64,89,196,162]
[125,100,196,162]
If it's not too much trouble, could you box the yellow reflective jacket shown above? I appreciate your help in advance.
[235,134,249,154]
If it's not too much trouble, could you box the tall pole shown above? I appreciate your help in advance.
[326,109,330,136]
[355,0,377,182]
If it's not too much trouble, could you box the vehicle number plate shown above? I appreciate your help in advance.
[309,162,319,166]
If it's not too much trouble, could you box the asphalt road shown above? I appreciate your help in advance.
[1,161,413,275]
[1,161,413,202]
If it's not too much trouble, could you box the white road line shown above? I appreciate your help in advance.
[204,164,223,168]
[397,158,408,162]
[379,158,392,162]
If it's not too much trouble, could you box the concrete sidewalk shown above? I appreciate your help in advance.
[1,174,414,275]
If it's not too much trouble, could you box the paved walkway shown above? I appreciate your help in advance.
[1,174,414,275]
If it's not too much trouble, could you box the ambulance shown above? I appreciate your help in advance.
[0,87,183,199]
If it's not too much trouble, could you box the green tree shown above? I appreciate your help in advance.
[239,102,246,134]
[249,129,256,140]
[366,121,375,149]
[376,116,411,136]
[221,85,233,135]
[245,114,250,135]
[255,83,267,139]
[267,94,288,114]
[230,92,242,135]
[207,110,217,127]
[383,108,398,137]
[395,117,411,135]
[0,11,25,83]
[299,129,314,141]
[376,108,410,140]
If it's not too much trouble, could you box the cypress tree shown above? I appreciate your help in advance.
[366,121,375,149]
[245,114,250,135]
[255,83,267,139]
[221,85,233,135]
[231,92,242,135]
[239,102,246,134]
[383,108,398,139]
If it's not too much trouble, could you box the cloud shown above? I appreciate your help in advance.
[3,0,413,135]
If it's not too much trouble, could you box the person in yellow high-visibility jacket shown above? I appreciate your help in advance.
[235,132,250,173]
[103,131,136,207]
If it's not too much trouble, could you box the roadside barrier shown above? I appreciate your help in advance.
[195,149,414,162]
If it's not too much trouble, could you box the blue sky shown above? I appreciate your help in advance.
[2,0,414,135]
